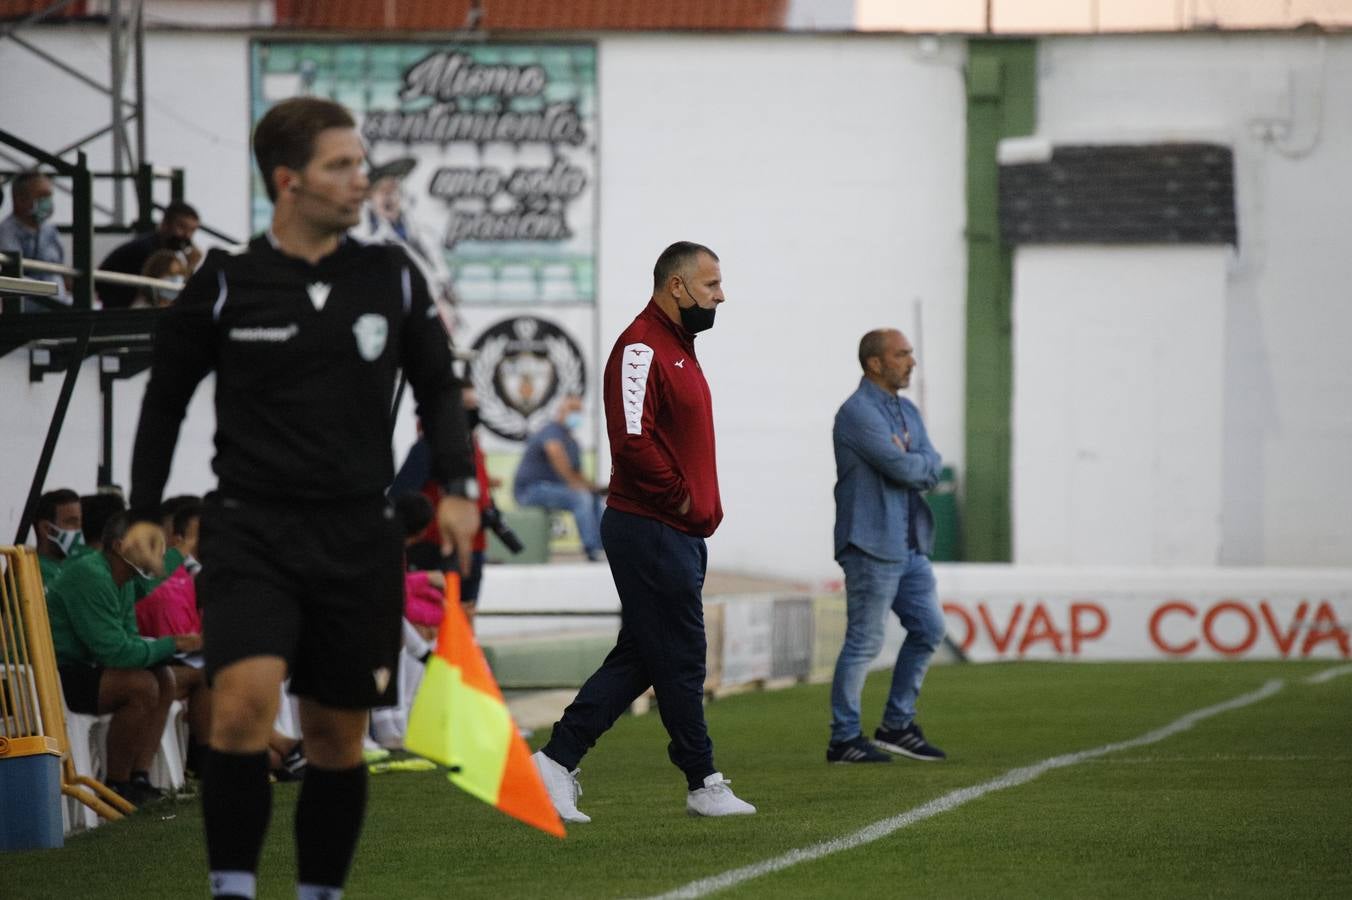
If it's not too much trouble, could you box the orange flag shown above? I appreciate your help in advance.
[405,573,565,838]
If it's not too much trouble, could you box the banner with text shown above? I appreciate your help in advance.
[250,41,598,308]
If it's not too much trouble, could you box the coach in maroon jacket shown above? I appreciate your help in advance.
[532,242,757,821]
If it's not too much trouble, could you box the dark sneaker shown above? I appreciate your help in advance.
[112,779,166,808]
[873,722,946,761]
[826,735,892,764]
[275,741,307,782]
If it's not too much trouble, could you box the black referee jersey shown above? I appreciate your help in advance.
[129,233,474,512]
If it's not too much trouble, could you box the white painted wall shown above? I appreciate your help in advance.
[1024,34,1352,566]
[10,28,1345,574]
[595,35,968,580]
[1,30,970,582]
[1012,246,1227,564]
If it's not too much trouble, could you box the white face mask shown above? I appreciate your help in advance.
[182,554,202,576]
[155,275,186,304]
[118,553,157,581]
[44,523,84,557]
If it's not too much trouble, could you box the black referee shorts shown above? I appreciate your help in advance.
[196,493,405,709]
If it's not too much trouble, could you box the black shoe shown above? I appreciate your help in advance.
[873,722,946,761]
[826,735,892,764]
[274,741,307,782]
[111,779,166,808]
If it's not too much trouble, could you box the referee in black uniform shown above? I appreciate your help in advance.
[129,98,479,900]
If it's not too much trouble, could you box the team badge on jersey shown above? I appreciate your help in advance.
[352,313,389,361]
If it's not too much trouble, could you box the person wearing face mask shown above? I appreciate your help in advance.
[131,249,190,308]
[44,511,203,807]
[513,391,604,561]
[34,488,87,587]
[0,170,70,310]
[533,241,756,822]
[97,200,201,309]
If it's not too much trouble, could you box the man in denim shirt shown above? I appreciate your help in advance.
[827,328,948,764]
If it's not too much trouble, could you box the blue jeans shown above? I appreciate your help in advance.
[829,546,945,744]
[515,481,603,555]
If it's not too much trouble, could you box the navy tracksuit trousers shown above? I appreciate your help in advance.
[543,507,715,790]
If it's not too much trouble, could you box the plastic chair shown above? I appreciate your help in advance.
[59,702,111,832]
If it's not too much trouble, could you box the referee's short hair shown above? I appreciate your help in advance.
[253,97,356,202]
[652,241,718,292]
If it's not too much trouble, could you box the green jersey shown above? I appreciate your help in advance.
[46,551,176,669]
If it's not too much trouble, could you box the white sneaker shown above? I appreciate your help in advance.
[686,772,756,817]
[532,750,591,823]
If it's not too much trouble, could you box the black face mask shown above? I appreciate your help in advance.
[465,408,481,430]
[678,281,716,334]
[164,236,191,252]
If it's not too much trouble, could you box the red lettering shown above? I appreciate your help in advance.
[1259,601,1308,658]
[942,603,975,653]
[1150,601,1197,655]
[1070,603,1109,654]
[978,603,1024,655]
[1202,601,1258,656]
[1301,602,1351,658]
[1018,603,1065,655]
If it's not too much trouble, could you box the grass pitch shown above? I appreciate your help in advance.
[2,660,1348,899]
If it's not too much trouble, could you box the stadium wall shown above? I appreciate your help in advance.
[2,29,1350,580]
[0,29,971,582]
[1015,34,1352,568]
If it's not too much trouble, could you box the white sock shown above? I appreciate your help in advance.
[209,871,256,898]
[297,884,343,900]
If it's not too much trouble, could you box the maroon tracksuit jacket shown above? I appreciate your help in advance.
[603,300,723,538]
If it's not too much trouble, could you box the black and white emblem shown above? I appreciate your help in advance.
[470,316,586,441]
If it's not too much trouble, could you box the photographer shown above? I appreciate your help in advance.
[391,385,498,625]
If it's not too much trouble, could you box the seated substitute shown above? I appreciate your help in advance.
[135,499,304,782]
[46,511,202,805]
[33,487,86,588]
[80,490,128,552]
[513,391,604,561]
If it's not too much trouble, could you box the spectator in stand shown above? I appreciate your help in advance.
[34,488,85,588]
[81,490,128,552]
[98,201,201,308]
[513,391,604,561]
[131,249,190,308]
[46,511,201,806]
[0,170,69,310]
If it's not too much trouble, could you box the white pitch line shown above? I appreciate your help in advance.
[1305,663,1352,685]
[644,679,1285,900]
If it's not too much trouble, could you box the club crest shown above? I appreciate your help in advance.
[470,316,586,441]
[352,313,389,362]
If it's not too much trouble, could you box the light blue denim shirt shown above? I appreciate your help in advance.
[833,377,943,562]
[0,213,68,307]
